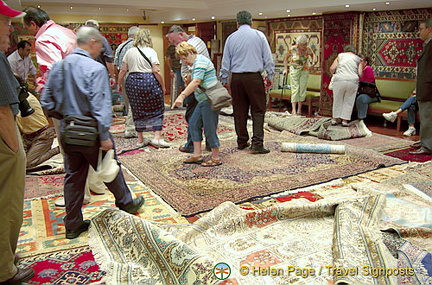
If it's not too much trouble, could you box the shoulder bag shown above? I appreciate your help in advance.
[358,81,381,102]
[61,60,99,146]
[201,81,232,111]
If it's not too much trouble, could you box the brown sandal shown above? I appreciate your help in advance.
[201,158,222,167]
[183,155,203,164]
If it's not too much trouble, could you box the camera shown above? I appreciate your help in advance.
[14,74,35,117]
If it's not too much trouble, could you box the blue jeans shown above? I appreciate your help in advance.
[188,100,220,148]
[399,96,418,124]
[356,94,379,119]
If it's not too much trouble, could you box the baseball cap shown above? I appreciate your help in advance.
[0,0,26,18]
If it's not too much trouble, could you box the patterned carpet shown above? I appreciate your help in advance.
[25,175,64,200]
[340,132,414,153]
[18,180,188,258]
[119,130,404,216]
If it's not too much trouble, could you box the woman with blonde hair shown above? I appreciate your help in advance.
[118,28,169,148]
[283,35,316,115]
[172,42,222,167]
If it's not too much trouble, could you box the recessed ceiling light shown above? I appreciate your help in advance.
[161,21,165,24]
[211,16,215,20]
[192,18,196,21]
[286,9,291,13]
[373,8,376,11]
[385,2,390,4]
[126,9,129,12]
[98,8,101,11]
[258,12,263,16]
[287,14,291,17]
[312,12,316,15]
[37,5,41,8]
[70,6,73,10]
[345,4,350,8]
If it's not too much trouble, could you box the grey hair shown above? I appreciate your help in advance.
[236,11,252,25]
[166,25,185,35]
[344,45,356,53]
[133,28,153,48]
[128,26,139,38]
[76,26,103,45]
[296,35,308,45]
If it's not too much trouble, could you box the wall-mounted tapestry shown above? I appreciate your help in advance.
[362,8,432,79]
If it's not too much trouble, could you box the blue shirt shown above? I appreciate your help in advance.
[192,54,217,102]
[41,48,112,140]
[220,25,275,83]
[114,38,133,69]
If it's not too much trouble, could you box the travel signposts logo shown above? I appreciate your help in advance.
[214,262,231,280]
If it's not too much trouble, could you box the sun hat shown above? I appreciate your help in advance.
[0,1,26,18]
[95,149,120,183]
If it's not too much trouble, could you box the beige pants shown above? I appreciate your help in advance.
[289,67,309,103]
[0,126,25,281]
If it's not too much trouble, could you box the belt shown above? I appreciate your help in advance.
[232,72,260,75]
[23,125,49,141]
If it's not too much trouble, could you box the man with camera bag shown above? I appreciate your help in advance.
[41,26,144,239]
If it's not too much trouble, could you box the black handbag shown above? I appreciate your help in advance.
[358,81,380,100]
[64,115,98,146]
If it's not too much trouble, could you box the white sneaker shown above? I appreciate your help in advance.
[403,126,416,137]
[150,138,170,148]
[382,112,397,123]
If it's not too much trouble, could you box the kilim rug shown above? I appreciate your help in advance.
[18,179,188,258]
[385,147,432,162]
[89,194,397,284]
[119,130,404,216]
[17,246,105,284]
[25,174,64,200]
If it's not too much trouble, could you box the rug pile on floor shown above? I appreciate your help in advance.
[385,147,432,162]
[89,177,432,285]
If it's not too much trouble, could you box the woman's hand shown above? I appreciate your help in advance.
[172,93,185,109]
[282,69,288,76]
[100,139,113,151]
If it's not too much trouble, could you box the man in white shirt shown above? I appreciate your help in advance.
[7,40,37,87]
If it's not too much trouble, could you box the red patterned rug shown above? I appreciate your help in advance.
[17,246,105,284]
[25,175,64,199]
[385,147,432,162]
[119,131,404,216]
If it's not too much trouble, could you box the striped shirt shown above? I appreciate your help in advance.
[181,35,210,78]
[192,54,217,103]
[114,38,134,69]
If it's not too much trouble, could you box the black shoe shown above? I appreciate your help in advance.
[250,145,270,154]
[237,142,250,150]
[65,220,91,239]
[121,196,145,214]
[0,267,35,284]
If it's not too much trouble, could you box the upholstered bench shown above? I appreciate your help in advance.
[268,73,321,116]
[368,78,417,131]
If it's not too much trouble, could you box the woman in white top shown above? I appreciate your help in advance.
[118,29,169,148]
[329,45,364,127]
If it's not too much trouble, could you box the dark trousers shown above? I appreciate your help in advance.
[230,72,266,147]
[60,132,133,230]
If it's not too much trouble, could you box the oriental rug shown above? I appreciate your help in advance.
[112,110,236,155]
[119,130,404,216]
[89,194,397,285]
[385,147,432,162]
[18,181,188,257]
[340,133,414,153]
[25,174,64,200]
[265,116,372,140]
[17,246,105,284]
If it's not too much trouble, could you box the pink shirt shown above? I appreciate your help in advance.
[360,65,375,83]
[35,20,76,93]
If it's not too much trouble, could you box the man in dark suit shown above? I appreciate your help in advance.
[410,17,432,155]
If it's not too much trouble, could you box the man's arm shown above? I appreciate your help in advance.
[0,105,19,152]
